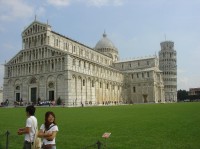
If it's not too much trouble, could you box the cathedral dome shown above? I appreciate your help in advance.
[95,32,118,51]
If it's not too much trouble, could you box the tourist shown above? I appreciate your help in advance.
[38,111,58,149]
[17,105,38,149]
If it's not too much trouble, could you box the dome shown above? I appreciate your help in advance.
[95,32,118,51]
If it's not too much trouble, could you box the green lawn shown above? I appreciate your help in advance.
[0,102,200,149]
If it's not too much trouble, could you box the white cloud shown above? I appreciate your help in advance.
[0,0,34,21]
[85,0,124,7]
[45,0,124,7]
[46,0,70,7]
[112,0,124,6]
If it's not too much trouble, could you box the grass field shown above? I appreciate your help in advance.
[0,102,200,149]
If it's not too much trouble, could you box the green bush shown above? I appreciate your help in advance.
[56,97,62,105]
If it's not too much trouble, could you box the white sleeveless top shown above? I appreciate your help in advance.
[40,123,58,145]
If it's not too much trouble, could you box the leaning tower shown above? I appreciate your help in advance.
[159,41,177,102]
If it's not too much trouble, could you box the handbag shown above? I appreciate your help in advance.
[41,124,56,148]
[30,117,42,149]
[32,136,42,149]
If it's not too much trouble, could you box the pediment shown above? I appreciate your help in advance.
[22,20,51,37]
[6,50,23,65]
[6,47,66,65]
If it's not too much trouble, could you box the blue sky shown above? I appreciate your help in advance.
[0,0,200,90]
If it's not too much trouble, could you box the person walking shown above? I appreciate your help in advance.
[17,105,38,149]
[38,111,58,149]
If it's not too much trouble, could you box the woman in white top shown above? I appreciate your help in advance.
[38,111,58,149]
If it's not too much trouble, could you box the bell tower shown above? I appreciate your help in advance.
[159,41,177,102]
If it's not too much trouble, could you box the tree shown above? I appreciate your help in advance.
[177,90,188,101]
[188,94,200,101]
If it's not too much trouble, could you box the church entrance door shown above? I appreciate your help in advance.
[31,87,37,103]
[49,91,54,101]
[143,94,148,103]
[16,93,20,101]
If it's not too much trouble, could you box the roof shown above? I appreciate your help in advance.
[124,67,162,73]
[95,32,118,51]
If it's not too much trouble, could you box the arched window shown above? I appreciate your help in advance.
[56,39,59,46]
[16,86,20,90]
[41,37,43,45]
[84,61,86,68]
[48,82,54,88]
[133,87,136,93]
[73,59,76,65]
[47,36,50,44]
[79,60,81,67]
[30,77,36,84]
[147,72,150,77]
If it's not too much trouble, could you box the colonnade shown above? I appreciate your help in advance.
[7,57,65,77]
[70,74,123,106]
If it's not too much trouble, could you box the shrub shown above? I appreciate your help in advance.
[57,97,62,105]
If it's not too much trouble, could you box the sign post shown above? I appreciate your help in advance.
[102,132,111,148]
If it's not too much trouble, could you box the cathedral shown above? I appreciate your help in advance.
[3,19,177,106]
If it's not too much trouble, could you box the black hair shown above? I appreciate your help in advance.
[26,105,35,116]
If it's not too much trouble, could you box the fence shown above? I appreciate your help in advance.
[0,130,25,149]
[82,133,111,149]
[0,131,9,149]
[82,140,107,149]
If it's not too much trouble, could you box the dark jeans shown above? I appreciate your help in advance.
[23,141,32,149]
